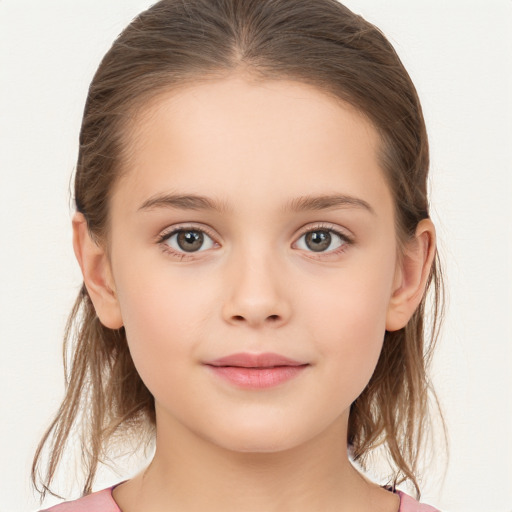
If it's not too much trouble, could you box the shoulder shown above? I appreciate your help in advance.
[40,486,120,512]
[397,490,440,512]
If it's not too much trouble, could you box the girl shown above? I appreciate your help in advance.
[32,0,444,510]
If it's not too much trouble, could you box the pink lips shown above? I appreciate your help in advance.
[204,352,309,389]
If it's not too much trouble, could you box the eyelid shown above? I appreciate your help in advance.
[295,222,353,241]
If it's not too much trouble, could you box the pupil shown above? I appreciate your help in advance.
[177,230,204,252]
[305,231,331,252]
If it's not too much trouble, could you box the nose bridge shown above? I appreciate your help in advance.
[222,238,291,327]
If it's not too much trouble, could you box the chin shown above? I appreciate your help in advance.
[216,433,302,454]
[199,414,324,455]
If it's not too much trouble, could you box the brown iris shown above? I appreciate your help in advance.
[305,230,331,252]
[177,230,204,252]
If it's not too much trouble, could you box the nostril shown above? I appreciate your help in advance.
[230,314,280,323]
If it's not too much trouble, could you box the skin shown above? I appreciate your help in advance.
[73,75,436,512]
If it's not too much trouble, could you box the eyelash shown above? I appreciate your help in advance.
[294,223,353,258]
[156,224,220,261]
[156,223,353,260]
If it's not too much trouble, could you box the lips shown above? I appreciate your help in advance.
[207,352,306,368]
[204,352,309,389]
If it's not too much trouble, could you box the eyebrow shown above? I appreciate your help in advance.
[284,194,375,215]
[138,192,374,215]
[138,193,230,213]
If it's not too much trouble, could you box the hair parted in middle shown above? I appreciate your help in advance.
[32,0,444,500]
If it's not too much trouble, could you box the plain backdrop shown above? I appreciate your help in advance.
[0,1,511,511]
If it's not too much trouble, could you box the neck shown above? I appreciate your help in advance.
[113,411,396,512]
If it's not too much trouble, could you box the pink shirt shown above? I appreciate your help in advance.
[41,484,440,511]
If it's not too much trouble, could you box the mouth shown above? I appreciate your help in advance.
[204,352,309,389]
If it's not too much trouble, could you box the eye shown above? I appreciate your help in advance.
[162,228,216,253]
[294,228,349,253]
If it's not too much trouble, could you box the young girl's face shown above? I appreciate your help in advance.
[102,76,405,453]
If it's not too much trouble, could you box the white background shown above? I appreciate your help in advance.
[0,1,511,511]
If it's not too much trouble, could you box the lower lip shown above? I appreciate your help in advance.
[206,365,308,389]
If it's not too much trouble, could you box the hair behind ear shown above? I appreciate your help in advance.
[31,284,155,500]
[349,247,445,497]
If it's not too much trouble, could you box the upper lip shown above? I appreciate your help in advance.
[205,352,307,368]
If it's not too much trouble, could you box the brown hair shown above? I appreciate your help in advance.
[32,0,444,500]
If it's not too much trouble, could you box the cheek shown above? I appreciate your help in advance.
[113,266,211,389]
[300,258,396,396]
[304,262,394,339]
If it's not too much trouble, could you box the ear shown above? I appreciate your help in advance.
[72,212,123,329]
[386,219,436,332]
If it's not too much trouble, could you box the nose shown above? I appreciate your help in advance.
[221,248,292,328]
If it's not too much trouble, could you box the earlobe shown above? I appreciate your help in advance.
[385,219,436,332]
[72,212,123,329]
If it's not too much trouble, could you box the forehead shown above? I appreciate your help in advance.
[113,76,392,216]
